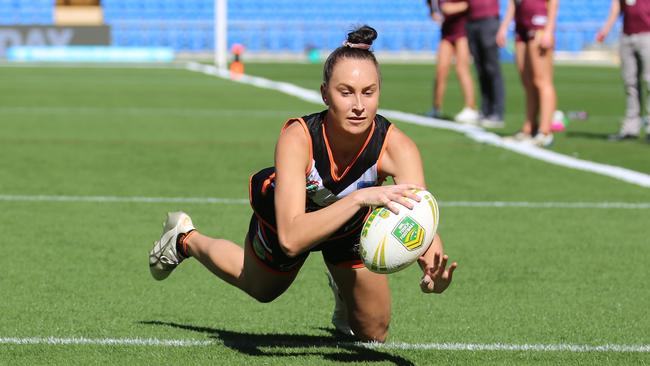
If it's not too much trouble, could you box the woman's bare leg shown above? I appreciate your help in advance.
[454,37,476,109]
[187,232,301,303]
[528,36,557,135]
[434,40,454,111]
[326,263,391,342]
[516,41,538,134]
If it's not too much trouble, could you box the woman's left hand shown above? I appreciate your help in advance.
[418,248,457,294]
[538,30,554,50]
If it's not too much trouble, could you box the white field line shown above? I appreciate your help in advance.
[0,337,212,347]
[0,194,248,205]
[366,342,650,353]
[0,61,187,69]
[0,106,296,117]
[0,337,648,353]
[0,194,649,209]
[184,62,650,189]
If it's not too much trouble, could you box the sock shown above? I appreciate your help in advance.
[176,230,195,259]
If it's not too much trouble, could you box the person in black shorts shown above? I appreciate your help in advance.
[148,25,457,343]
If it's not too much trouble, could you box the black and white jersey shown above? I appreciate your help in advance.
[249,110,394,243]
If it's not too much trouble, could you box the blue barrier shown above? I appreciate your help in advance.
[0,0,619,53]
[7,46,174,62]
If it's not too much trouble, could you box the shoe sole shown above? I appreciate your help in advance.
[481,122,505,129]
[149,212,189,281]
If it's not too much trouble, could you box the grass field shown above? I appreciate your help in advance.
[0,63,649,365]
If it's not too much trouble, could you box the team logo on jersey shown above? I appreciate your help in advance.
[531,15,548,26]
[356,181,376,189]
[306,179,320,194]
[626,0,636,6]
[391,216,425,251]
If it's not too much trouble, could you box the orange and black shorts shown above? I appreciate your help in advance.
[246,213,365,273]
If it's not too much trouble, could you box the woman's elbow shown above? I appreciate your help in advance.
[277,235,302,258]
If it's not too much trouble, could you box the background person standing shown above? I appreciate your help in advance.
[497,0,559,148]
[597,0,650,142]
[465,0,506,128]
[426,0,480,124]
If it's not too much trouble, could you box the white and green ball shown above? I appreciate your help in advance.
[359,190,439,274]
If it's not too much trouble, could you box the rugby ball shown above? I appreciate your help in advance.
[359,190,439,274]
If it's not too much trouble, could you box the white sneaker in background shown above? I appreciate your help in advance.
[454,107,480,125]
[503,131,533,142]
[326,272,354,336]
[529,132,554,147]
[149,211,195,281]
[480,116,505,129]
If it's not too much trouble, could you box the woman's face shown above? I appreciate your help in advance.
[322,57,380,135]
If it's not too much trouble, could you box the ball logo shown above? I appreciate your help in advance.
[391,216,425,251]
[360,207,391,240]
[424,194,439,227]
[370,235,388,272]
[378,208,390,219]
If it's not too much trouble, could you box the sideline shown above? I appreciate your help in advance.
[1,194,649,209]
[185,62,650,189]
[1,336,648,353]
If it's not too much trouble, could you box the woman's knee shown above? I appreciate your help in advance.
[455,61,470,76]
[353,321,389,343]
[520,75,534,90]
[533,75,551,91]
[350,311,391,343]
[436,64,451,80]
[240,268,293,303]
[533,78,555,98]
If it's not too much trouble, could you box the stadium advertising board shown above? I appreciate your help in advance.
[0,25,110,58]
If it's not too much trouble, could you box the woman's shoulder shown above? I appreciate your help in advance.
[378,124,422,179]
[282,110,326,134]
[280,119,310,144]
[385,126,417,154]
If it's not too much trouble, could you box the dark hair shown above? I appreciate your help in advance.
[322,25,380,85]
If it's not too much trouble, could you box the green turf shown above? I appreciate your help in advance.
[246,62,650,175]
[0,65,648,365]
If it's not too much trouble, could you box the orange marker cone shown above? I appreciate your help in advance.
[229,43,245,79]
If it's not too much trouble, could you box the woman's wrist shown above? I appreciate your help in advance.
[347,190,364,209]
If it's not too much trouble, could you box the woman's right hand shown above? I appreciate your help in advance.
[496,27,507,48]
[351,184,424,214]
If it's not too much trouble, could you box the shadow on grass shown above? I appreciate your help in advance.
[566,131,611,140]
[140,320,414,365]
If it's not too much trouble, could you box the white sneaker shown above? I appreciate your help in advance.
[504,131,533,142]
[149,212,195,281]
[529,132,554,147]
[480,116,505,129]
[454,107,480,125]
[326,272,354,336]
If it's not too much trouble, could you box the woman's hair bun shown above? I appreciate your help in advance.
[346,25,378,46]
